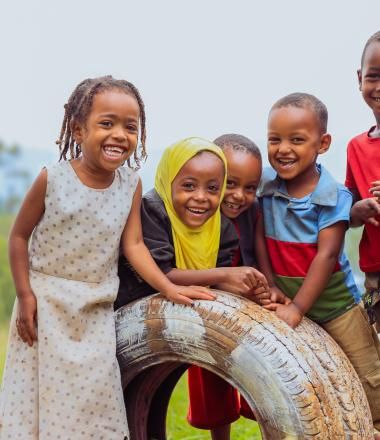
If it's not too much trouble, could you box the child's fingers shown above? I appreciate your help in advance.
[173,294,194,306]
[252,270,269,289]
[370,181,380,188]
[257,298,271,305]
[252,286,267,296]
[16,318,35,346]
[263,303,278,311]
[167,286,216,304]
[255,291,270,301]
[186,286,216,300]
[367,217,380,227]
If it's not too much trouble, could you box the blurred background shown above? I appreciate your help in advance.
[0,0,378,437]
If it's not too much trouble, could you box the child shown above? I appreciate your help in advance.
[255,92,380,437]
[346,31,380,328]
[187,134,263,440]
[0,76,213,439]
[116,137,267,309]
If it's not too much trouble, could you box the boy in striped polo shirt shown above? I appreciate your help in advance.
[255,92,380,436]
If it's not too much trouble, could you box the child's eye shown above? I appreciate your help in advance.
[226,180,236,188]
[366,73,380,80]
[246,185,257,193]
[100,121,112,128]
[126,124,138,132]
[182,182,195,190]
[208,185,220,193]
[268,137,280,144]
[292,137,304,144]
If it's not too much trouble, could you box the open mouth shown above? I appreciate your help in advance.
[187,207,208,216]
[103,145,127,159]
[373,97,380,103]
[276,158,296,168]
[223,201,242,211]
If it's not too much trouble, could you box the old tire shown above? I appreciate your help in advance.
[116,291,372,439]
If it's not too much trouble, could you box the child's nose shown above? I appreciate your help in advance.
[112,126,127,141]
[277,141,292,153]
[194,189,208,201]
[233,188,244,201]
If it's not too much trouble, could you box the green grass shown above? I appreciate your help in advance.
[167,374,261,439]
[0,214,13,238]
[0,322,9,380]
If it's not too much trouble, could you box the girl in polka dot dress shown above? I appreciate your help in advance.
[0,76,213,440]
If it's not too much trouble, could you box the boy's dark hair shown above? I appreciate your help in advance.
[361,31,380,68]
[271,92,328,134]
[56,75,147,169]
[213,133,261,161]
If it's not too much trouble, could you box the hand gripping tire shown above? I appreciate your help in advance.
[115,291,373,439]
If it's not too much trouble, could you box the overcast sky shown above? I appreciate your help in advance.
[1,0,379,184]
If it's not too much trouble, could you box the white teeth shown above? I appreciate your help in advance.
[188,208,206,214]
[374,98,380,102]
[104,146,125,155]
[278,159,296,166]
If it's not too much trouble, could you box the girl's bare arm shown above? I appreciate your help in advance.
[8,169,47,345]
[122,179,215,305]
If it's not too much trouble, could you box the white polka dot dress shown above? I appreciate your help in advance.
[0,161,138,439]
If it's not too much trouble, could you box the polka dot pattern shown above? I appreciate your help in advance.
[0,162,138,439]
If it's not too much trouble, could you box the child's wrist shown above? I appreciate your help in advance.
[16,286,34,299]
[215,267,228,284]
[289,301,305,317]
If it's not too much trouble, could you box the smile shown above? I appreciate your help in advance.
[373,97,380,102]
[277,158,296,167]
[187,207,207,215]
[103,145,127,159]
[223,201,242,210]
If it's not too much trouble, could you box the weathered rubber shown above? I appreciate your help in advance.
[116,291,372,439]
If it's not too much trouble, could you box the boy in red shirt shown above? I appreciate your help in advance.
[346,31,380,327]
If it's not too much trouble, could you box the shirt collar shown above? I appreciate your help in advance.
[258,164,338,207]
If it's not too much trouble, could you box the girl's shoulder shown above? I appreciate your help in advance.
[43,161,72,188]
[117,166,139,191]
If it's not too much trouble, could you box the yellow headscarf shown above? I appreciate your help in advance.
[155,137,227,270]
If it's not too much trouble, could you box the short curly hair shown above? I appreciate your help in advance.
[361,31,380,68]
[270,92,328,134]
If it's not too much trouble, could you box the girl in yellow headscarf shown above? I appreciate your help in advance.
[116,136,265,306]
[154,137,227,271]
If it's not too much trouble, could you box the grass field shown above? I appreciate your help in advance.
[167,375,261,439]
[0,323,8,379]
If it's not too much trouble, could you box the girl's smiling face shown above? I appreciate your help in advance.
[73,89,140,174]
[171,151,225,228]
[221,147,261,219]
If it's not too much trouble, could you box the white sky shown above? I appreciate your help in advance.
[1,0,379,183]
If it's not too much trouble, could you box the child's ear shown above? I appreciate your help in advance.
[318,133,331,155]
[72,121,84,145]
[357,69,362,91]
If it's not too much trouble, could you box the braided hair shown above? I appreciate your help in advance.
[56,75,147,169]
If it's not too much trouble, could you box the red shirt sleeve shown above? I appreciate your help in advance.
[345,142,357,191]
